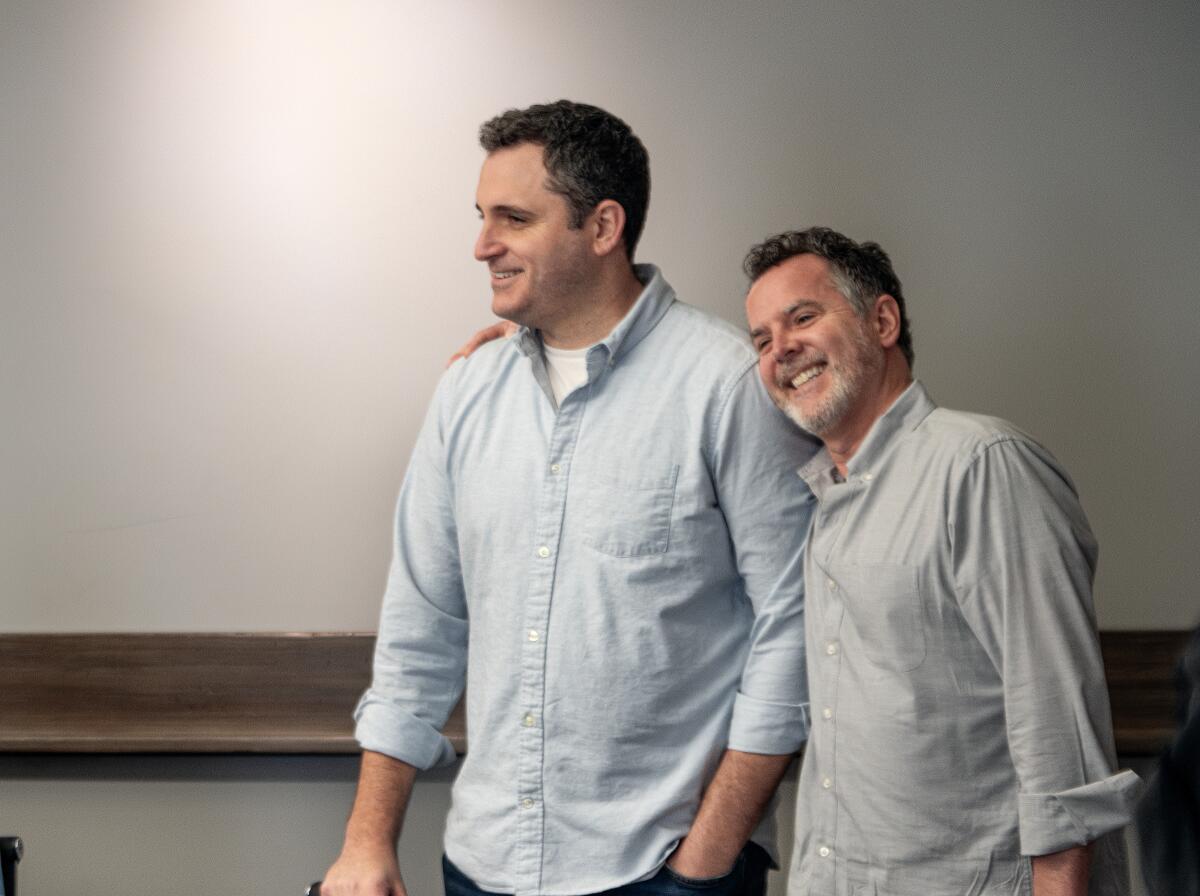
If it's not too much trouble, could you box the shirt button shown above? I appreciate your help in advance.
[520,798,534,809]
[550,464,561,474]
[822,707,833,720]
[827,579,837,591]
[522,713,535,727]
[822,777,833,789]
[527,629,540,642]
[825,642,839,656]
[537,546,551,558]
[818,846,831,858]
[861,473,873,482]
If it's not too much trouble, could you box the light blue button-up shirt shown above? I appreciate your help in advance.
[354,266,819,896]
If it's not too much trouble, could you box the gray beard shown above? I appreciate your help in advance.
[780,372,856,437]
[776,329,882,439]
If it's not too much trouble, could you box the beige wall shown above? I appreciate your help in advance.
[0,2,1193,895]
[2,0,1197,632]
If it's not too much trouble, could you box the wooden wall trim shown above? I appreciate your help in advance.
[0,633,458,754]
[0,631,1187,755]
[1099,629,1188,755]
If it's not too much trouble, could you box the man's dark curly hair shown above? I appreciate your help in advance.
[479,100,650,261]
[743,227,915,367]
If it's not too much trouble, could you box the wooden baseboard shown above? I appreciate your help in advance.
[0,633,406,753]
[0,630,1188,755]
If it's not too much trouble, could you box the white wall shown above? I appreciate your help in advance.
[2,0,1197,632]
[0,3,1193,895]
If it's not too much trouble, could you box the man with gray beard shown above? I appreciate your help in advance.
[744,227,1139,896]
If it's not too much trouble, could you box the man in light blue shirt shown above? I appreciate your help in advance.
[322,101,818,896]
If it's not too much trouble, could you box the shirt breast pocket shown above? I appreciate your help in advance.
[832,561,927,672]
[578,465,679,558]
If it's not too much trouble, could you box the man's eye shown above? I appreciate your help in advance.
[754,339,770,354]
[793,313,814,326]
[507,214,527,224]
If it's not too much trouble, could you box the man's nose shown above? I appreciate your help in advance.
[474,223,500,262]
[773,332,801,364]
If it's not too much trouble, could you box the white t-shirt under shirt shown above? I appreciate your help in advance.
[541,340,591,406]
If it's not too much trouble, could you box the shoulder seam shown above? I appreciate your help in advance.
[706,356,760,464]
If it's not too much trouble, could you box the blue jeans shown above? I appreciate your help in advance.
[442,843,771,896]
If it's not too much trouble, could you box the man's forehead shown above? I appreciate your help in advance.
[480,143,546,181]
[476,143,556,204]
[759,254,840,292]
[745,258,845,329]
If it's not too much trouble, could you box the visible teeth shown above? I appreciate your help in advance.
[791,365,825,388]
[493,271,518,279]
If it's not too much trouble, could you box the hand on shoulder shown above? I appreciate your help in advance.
[447,320,518,367]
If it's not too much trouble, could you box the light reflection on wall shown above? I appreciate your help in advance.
[2,0,1197,631]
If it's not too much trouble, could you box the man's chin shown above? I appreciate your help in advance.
[783,405,822,436]
[778,394,832,437]
[766,389,818,435]
[490,296,528,326]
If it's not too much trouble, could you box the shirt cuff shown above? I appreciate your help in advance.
[1017,769,1142,855]
[726,691,810,754]
[353,692,459,770]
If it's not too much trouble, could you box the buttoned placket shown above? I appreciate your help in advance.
[808,564,842,893]
[512,348,606,895]
[805,471,871,893]
[819,574,843,877]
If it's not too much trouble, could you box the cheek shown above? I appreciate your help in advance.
[757,357,776,389]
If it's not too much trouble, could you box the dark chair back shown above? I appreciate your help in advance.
[0,837,23,896]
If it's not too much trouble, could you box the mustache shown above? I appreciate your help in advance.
[775,358,826,389]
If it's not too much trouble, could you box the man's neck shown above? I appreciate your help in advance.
[825,362,913,477]
[540,264,645,349]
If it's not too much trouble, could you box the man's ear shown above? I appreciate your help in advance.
[873,294,902,348]
[590,199,627,257]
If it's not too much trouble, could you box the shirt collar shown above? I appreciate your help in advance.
[514,264,676,367]
[797,380,937,493]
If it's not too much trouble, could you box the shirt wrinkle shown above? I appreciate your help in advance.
[791,380,1136,896]
[357,265,818,896]
[707,362,761,477]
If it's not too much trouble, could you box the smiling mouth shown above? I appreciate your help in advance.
[491,269,521,281]
[789,363,827,389]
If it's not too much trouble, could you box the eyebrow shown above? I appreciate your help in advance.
[748,301,815,341]
[476,203,535,217]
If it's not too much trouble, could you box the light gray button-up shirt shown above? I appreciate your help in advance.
[355,266,819,896]
[791,381,1139,896]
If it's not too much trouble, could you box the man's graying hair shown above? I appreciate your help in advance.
[479,100,651,260]
[743,227,915,367]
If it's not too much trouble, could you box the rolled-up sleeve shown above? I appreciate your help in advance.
[709,367,819,754]
[353,368,468,770]
[1016,773,1143,854]
[951,438,1140,854]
